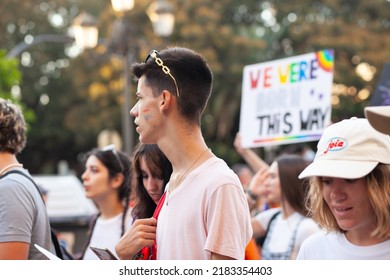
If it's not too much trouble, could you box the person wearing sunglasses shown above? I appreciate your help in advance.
[79,144,132,260]
[121,47,252,260]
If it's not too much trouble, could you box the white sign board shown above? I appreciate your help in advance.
[239,50,334,148]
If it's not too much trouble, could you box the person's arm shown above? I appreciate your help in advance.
[0,242,29,260]
[234,133,269,172]
[0,182,34,260]
[251,217,266,238]
[115,217,157,260]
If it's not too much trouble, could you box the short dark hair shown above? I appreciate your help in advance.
[132,47,213,125]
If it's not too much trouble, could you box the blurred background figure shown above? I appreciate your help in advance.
[245,167,268,215]
[233,132,272,214]
[231,163,254,191]
[233,133,270,174]
[364,106,390,135]
[252,154,321,259]
[79,144,132,260]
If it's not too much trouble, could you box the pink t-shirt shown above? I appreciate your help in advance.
[156,157,253,260]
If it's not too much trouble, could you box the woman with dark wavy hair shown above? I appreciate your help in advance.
[115,142,172,259]
[131,143,172,220]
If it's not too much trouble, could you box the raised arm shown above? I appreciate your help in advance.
[234,133,269,172]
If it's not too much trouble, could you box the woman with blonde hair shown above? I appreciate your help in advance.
[297,118,390,259]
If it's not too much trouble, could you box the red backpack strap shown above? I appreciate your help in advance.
[150,191,166,259]
[135,191,167,260]
[152,191,166,219]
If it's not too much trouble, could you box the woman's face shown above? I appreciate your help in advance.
[264,161,282,204]
[82,155,116,201]
[139,157,164,204]
[321,177,376,235]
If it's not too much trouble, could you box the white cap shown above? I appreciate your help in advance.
[364,106,390,135]
[299,117,390,179]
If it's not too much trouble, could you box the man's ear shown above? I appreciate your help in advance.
[160,90,173,111]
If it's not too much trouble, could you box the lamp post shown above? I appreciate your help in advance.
[73,0,175,155]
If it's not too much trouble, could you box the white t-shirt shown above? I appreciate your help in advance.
[157,157,253,260]
[83,210,133,260]
[255,208,322,259]
[297,231,390,259]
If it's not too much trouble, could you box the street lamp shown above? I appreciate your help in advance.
[72,0,175,155]
[111,0,135,12]
[72,12,99,50]
[147,0,175,37]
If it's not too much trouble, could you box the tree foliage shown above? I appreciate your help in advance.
[1,0,389,173]
[0,49,21,100]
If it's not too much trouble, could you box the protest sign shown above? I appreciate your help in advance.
[239,50,334,148]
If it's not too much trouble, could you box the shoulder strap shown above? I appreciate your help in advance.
[256,210,281,247]
[152,191,166,219]
[150,191,167,260]
[135,192,167,260]
[1,170,45,203]
[266,210,281,234]
[0,170,65,259]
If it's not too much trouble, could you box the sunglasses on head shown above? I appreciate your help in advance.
[102,144,124,172]
[145,50,180,98]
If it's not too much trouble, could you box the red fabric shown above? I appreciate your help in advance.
[138,191,166,260]
[150,191,166,260]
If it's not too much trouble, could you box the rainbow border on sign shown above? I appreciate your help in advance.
[253,134,322,144]
[316,50,334,72]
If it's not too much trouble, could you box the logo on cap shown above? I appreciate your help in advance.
[324,137,348,154]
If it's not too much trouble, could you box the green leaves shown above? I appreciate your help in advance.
[0,49,21,101]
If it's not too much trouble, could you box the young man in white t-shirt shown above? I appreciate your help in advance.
[116,47,252,260]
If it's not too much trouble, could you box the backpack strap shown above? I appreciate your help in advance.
[152,191,166,219]
[256,210,281,247]
[134,191,167,260]
[267,210,281,233]
[0,170,65,259]
[150,191,166,259]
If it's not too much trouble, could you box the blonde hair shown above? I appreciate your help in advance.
[306,164,390,239]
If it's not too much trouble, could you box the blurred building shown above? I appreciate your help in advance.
[33,174,97,256]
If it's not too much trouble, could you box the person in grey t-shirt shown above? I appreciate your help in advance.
[0,98,55,259]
